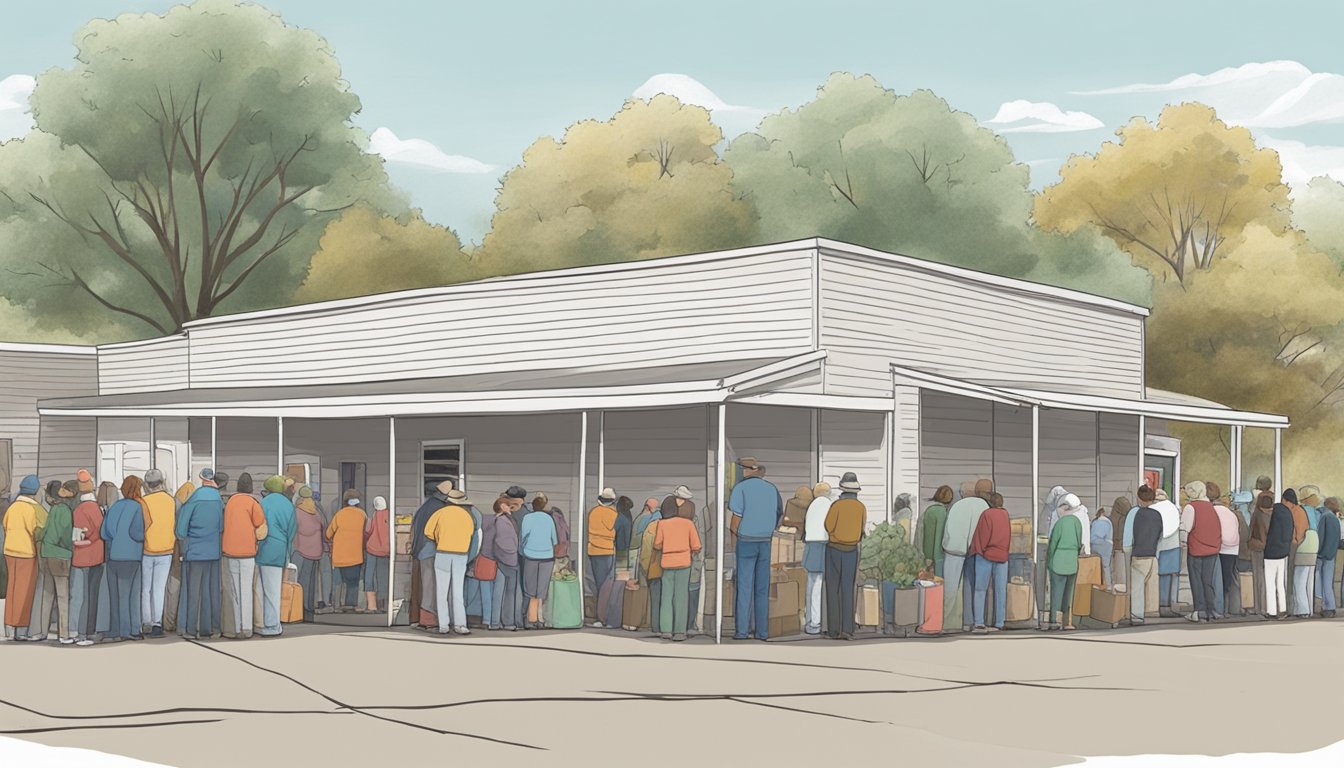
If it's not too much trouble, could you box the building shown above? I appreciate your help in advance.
[21,237,1289,639]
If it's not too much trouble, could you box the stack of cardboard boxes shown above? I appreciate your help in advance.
[1071,554,1104,620]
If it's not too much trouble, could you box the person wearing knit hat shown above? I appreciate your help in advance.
[364,496,392,613]
[255,476,296,636]
[139,468,176,638]
[221,472,266,638]
[1180,481,1221,621]
[293,485,323,621]
[326,489,368,612]
[33,479,79,643]
[4,476,45,640]
[70,475,106,645]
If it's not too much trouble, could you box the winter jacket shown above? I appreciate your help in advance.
[587,504,617,556]
[222,494,267,558]
[492,512,520,568]
[364,507,391,558]
[1130,506,1163,559]
[72,499,105,568]
[294,499,324,560]
[970,506,1011,563]
[141,490,177,556]
[1047,514,1083,575]
[520,510,558,561]
[411,495,446,561]
[824,496,866,551]
[256,493,296,568]
[2,498,41,558]
[1249,509,1271,554]
[1265,505,1295,560]
[175,487,224,562]
[101,498,146,562]
[424,504,474,555]
[728,476,783,543]
[919,503,948,563]
[326,504,367,568]
[614,511,632,553]
[943,497,989,557]
[1213,504,1240,556]
[1318,512,1342,562]
[40,501,75,560]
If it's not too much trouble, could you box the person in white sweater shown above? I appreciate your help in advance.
[801,482,833,635]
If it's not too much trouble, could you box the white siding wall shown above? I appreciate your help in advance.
[1100,412,1141,507]
[993,404,1034,519]
[38,417,96,483]
[919,392,993,502]
[819,251,1145,398]
[725,404,813,503]
[97,336,189,394]
[185,249,817,389]
[1039,409,1099,510]
[819,409,887,523]
[600,406,711,514]
[891,386,920,502]
[1,349,97,488]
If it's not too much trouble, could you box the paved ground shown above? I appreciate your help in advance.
[2,619,1343,767]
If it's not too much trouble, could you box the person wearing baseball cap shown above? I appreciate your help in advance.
[586,487,619,626]
[728,457,783,640]
[140,468,176,638]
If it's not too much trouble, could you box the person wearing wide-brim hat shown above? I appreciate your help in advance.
[326,489,368,613]
[586,487,619,626]
[823,473,866,640]
[425,488,477,634]
[728,456,783,640]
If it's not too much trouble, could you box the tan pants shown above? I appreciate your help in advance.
[39,558,72,639]
[1130,556,1157,621]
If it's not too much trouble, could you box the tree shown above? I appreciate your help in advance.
[478,94,755,274]
[297,207,471,303]
[1293,176,1344,273]
[725,73,1150,304]
[1034,104,1291,285]
[0,0,399,336]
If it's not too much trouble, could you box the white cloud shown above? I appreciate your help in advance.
[368,127,496,174]
[0,73,36,141]
[985,100,1104,133]
[633,73,764,115]
[1259,135,1344,186]
[1073,60,1344,128]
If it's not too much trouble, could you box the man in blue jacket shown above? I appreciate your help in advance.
[257,476,297,636]
[728,457,782,641]
[1315,496,1341,618]
[410,481,452,629]
[176,469,226,640]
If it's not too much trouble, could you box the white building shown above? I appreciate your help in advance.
[23,237,1288,638]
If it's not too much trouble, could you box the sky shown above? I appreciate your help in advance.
[1,0,1342,243]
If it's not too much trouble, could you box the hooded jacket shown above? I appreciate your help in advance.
[1318,511,1341,563]
[102,497,146,562]
[411,494,448,561]
[256,492,297,568]
[1265,503,1296,560]
[175,486,224,562]
[294,498,324,560]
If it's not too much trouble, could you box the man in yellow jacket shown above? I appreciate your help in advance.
[140,469,176,638]
[586,487,618,626]
[3,475,43,640]
[425,489,476,635]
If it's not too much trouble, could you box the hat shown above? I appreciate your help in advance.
[213,471,230,489]
[1155,488,1169,502]
[673,485,694,500]
[1255,475,1272,491]
[446,488,471,506]
[505,485,528,500]
[263,475,286,494]
[533,492,549,505]
[598,487,616,502]
[1059,493,1082,511]
[813,482,832,498]
[1300,485,1322,505]
[1283,488,1298,504]
[737,457,760,471]
[59,480,78,498]
[77,469,95,493]
[838,472,862,492]
[144,468,165,487]
[19,474,40,495]
[343,488,361,504]
[1183,481,1208,502]
[373,495,388,511]
[435,480,454,496]
[298,485,313,498]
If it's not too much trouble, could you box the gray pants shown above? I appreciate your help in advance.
[224,556,256,637]
[943,552,967,629]
[1188,553,1219,620]
[824,545,858,638]
[491,563,520,629]
[258,564,284,635]
[180,560,221,637]
[297,557,320,619]
[418,557,437,617]
[364,554,389,609]
[1251,551,1266,615]
[648,578,663,633]
[660,566,692,636]
[107,560,142,639]
[39,558,72,639]
[1130,557,1157,620]
[70,564,104,640]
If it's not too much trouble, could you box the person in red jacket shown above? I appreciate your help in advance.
[969,493,1011,633]
[1181,481,1223,622]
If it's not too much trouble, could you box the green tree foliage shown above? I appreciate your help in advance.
[0,0,400,336]
[478,94,756,275]
[1293,176,1344,273]
[725,73,1151,304]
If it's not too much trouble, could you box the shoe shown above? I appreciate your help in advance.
[672,634,687,642]
[59,637,75,645]
[506,626,519,632]
[1186,614,1202,623]
[732,635,749,641]
[972,625,988,634]
[150,626,165,638]
[839,633,854,641]
[487,624,502,631]
[455,627,471,635]
[1131,619,1145,626]
[986,626,1001,632]
[589,622,604,628]
[437,629,452,635]
[24,635,46,642]
[804,629,821,636]
[660,632,673,640]
[130,634,146,641]
[76,639,95,647]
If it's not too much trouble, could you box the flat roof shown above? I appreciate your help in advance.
[0,341,97,355]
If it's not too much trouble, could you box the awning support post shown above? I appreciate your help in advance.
[1230,425,1242,492]
[210,416,217,471]
[1138,415,1146,490]
[597,411,606,496]
[149,417,157,470]
[387,416,396,628]
[1031,404,1041,629]
[1273,428,1283,498]
[276,416,284,474]
[715,403,727,645]
[577,411,589,593]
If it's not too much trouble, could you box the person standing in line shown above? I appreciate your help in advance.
[326,489,367,613]
[614,496,634,572]
[802,481,833,635]
[519,493,558,630]
[1282,488,1308,614]
[655,496,703,642]
[256,476,297,636]
[70,471,106,646]
[164,481,196,634]
[823,473,867,641]
[1046,500,1084,631]
[364,496,392,614]
[410,482,452,629]
[679,487,708,634]
[1315,496,1341,618]
[312,488,333,611]
[139,469,176,638]
[728,458,783,641]
[35,479,77,644]
[1248,490,1272,618]
[3,475,44,642]
[1091,504,1114,586]
[293,486,324,622]
[221,473,267,638]
[1152,489,1183,617]
[19,480,57,641]
[426,488,476,635]
[1128,486,1163,625]
[632,499,659,557]
[638,499,666,634]
[586,488,619,626]
[919,486,953,578]
[943,479,993,632]
[176,470,225,640]
[1292,505,1319,619]
[545,495,571,566]
[1264,493,1295,619]
[1109,497,1133,584]
[1180,481,1222,622]
[1207,482,1242,617]
[969,492,1010,633]
[102,476,147,642]
[491,497,522,631]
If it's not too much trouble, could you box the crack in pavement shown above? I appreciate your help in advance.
[0,696,348,722]
[0,718,225,735]
[186,640,544,751]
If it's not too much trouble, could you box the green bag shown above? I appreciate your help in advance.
[548,576,583,629]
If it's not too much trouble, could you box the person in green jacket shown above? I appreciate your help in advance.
[1047,510,1084,631]
[919,486,954,577]
[36,479,78,643]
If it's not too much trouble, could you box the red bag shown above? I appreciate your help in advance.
[916,581,944,635]
[473,555,498,581]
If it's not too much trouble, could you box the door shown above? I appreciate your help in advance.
[339,462,367,503]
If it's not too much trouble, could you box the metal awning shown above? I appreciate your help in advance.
[889,363,1289,428]
[39,352,826,419]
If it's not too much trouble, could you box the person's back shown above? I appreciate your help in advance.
[943,496,989,557]
[1048,514,1083,574]
[328,504,368,568]
[587,503,617,555]
[3,496,41,557]
[1131,506,1163,558]
[920,502,948,563]
[804,493,832,543]
[177,487,224,561]
[222,493,265,559]
[102,498,145,562]
[1090,514,1113,559]
[654,515,701,569]
[729,475,781,542]
[410,495,444,561]
[427,504,473,553]
[1319,510,1341,560]
[1266,504,1295,559]
[294,496,324,561]
[824,496,866,550]
[1213,503,1239,555]
[494,510,520,567]
[1184,499,1222,556]
[142,490,176,557]
[520,509,558,560]
[257,493,296,567]
[72,499,105,567]
[970,506,1010,563]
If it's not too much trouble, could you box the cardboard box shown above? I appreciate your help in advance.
[1239,570,1255,610]
[622,582,650,630]
[1077,555,1103,587]
[1072,581,1093,617]
[771,529,802,565]
[768,614,801,637]
[1089,586,1127,624]
[395,530,412,556]
[855,584,881,626]
[1006,579,1034,622]
[769,580,800,618]
[779,567,809,622]
[1010,518,1033,555]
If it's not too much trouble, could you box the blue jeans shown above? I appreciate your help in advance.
[492,564,519,628]
[1317,559,1338,612]
[972,555,1008,628]
[478,574,495,625]
[735,540,771,639]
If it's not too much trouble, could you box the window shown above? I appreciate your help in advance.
[421,440,465,497]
